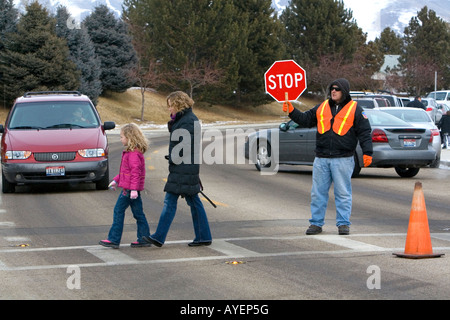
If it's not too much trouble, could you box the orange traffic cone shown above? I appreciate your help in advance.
[394,182,444,259]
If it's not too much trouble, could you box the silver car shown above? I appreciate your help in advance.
[421,97,442,124]
[380,107,441,168]
[245,109,436,178]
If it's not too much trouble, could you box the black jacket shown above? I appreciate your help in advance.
[438,114,450,134]
[164,108,201,196]
[406,98,426,110]
[289,97,373,158]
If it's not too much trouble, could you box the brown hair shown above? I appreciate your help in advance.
[167,91,194,113]
[121,123,149,154]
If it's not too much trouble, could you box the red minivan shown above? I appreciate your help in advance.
[0,91,115,193]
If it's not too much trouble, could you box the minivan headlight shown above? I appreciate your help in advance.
[78,148,105,158]
[5,151,32,160]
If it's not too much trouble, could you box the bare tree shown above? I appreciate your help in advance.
[164,59,223,98]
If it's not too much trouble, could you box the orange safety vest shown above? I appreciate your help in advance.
[316,100,357,136]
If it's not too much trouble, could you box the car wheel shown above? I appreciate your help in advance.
[394,167,420,178]
[254,140,271,171]
[2,171,15,193]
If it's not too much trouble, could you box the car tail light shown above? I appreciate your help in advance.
[426,107,432,112]
[372,129,388,143]
[430,129,439,143]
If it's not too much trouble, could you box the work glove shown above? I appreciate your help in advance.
[108,180,117,190]
[363,155,372,167]
[130,190,138,199]
[282,101,294,113]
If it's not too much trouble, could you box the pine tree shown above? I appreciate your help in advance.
[124,0,243,102]
[402,6,450,91]
[280,0,364,64]
[55,6,102,104]
[0,0,18,50]
[232,0,286,104]
[84,5,137,93]
[0,1,79,106]
[375,27,403,55]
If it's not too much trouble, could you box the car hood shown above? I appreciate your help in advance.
[5,128,101,152]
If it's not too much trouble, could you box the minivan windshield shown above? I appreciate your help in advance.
[8,101,100,129]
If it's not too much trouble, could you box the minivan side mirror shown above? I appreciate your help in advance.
[103,121,115,130]
[279,122,288,132]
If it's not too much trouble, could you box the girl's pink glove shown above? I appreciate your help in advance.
[130,191,138,199]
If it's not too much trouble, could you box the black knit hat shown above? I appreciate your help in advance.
[328,78,351,100]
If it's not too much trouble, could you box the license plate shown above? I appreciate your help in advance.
[46,166,65,176]
[403,139,416,147]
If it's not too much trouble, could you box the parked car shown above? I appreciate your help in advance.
[367,94,404,107]
[245,109,436,178]
[380,107,441,168]
[421,97,442,124]
[427,90,450,108]
[351,98,379,109]
[0,91,116,193]
[400,97,412,106]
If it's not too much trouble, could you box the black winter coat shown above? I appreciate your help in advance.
[164,108,201,196]
[438,114,450,134]
[289,97,373,158]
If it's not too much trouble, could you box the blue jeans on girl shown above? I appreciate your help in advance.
[310,156,354,227]
[107,190,150,244]
[151,192,212,245]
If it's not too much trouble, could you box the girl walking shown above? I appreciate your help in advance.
[100,123,151,248]
[143,91,212,247]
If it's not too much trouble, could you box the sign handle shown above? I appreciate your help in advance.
[285,92,289,116]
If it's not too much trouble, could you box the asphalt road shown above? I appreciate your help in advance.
[0,126,449,305]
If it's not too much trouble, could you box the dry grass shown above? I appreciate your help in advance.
[0,89,319,127]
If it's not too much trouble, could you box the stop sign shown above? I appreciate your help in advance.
[264,60,307,102]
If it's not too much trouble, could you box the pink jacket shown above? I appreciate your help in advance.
[113,150,146,191]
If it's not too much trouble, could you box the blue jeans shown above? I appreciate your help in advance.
[152,192,212,245]
[310,156,354,227]
[108,190,150,244]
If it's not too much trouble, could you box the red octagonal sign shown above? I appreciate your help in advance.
[264,60,307,102]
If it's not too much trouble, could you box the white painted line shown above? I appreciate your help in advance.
[314,235,386,252]
[4,236,31,242]
[0,222,15,227]
[0,233,448,272]
[210,240,261,258]
[86,247,138,264]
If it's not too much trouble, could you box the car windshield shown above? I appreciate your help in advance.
[427,92,446,100]
[381,109,431,123]
[8,101,100,129]
[364,110,409,126]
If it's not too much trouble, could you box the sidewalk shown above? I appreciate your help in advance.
[441,148,450,168]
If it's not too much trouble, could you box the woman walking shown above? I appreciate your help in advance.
[144,91,212,247]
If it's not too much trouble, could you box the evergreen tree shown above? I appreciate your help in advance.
[232,0,286,104]
[0,1,79,106]
[375,27,403,55]
[84,5,137,93]
[55,6,102,104]
[0,0,18,50]
[124,0,243,102]
[280,0,364,64]
[402,6,450,91]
